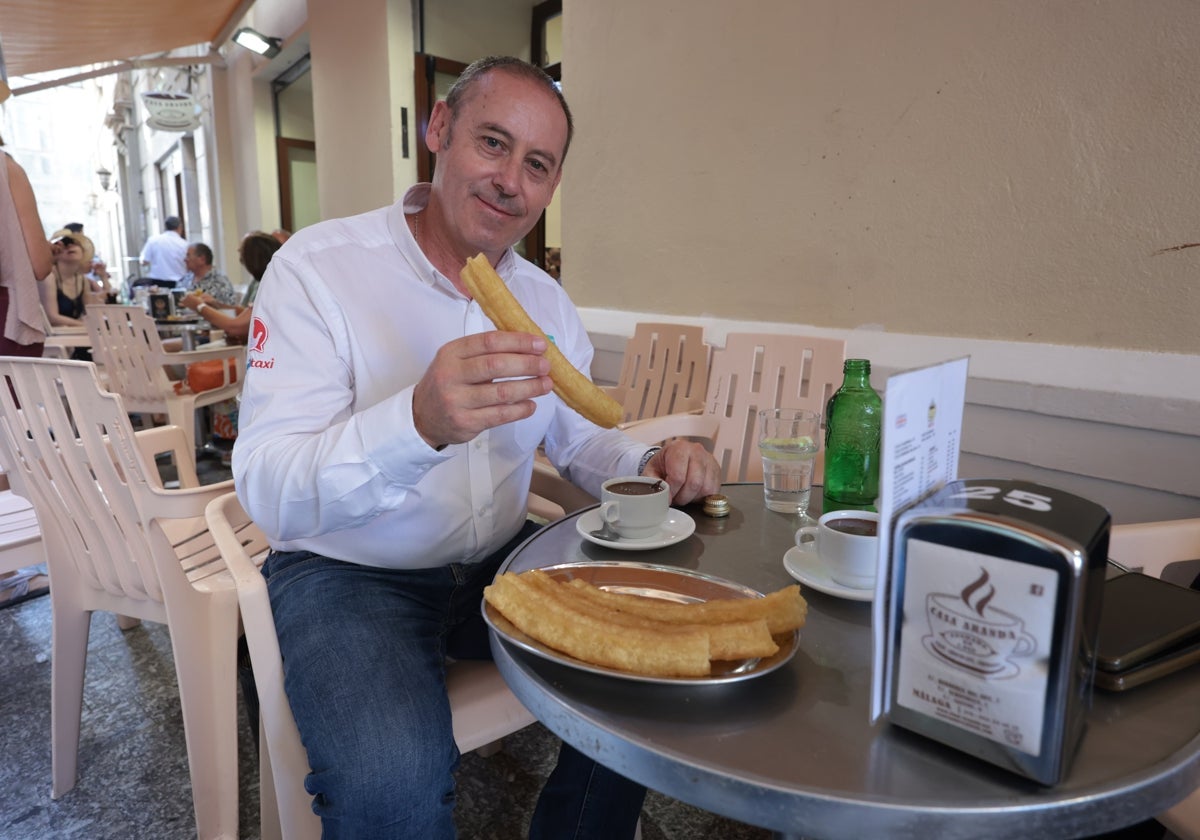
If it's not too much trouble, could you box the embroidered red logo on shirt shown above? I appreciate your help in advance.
[251,317,269,353]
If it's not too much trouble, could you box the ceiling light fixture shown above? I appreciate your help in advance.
[232,27,282,59]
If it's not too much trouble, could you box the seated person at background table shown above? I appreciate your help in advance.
[238,230,280,307]
[178,242,237,304]
[39,231,100,324]
[38,231,99,358]
[232,55,721,838]
[85,255,116,302]
[180,231,281,344]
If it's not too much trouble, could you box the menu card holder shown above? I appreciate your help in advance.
[884,478,1110,784]
[149,292,174,319]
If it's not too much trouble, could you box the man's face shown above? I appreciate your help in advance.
[427,70,567,261]
[184,247,204,274]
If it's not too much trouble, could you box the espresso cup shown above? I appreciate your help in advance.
[794,510,880,589]
[600,476,670,539]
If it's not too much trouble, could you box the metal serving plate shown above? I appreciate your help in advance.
[483,560,800,685]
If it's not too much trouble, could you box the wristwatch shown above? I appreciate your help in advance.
[637,446,662,476]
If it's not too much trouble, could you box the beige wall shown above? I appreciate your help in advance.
[563,0,1200,355]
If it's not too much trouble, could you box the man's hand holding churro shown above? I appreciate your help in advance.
[412,330,554,449]
[460,254,623,428]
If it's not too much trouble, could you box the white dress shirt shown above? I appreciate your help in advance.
[139,230,188,281]
[233,184,645,569]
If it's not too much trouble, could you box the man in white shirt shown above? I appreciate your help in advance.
[234,56,719,838]
[138,216,188,286]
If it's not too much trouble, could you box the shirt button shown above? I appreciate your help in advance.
[474,439,483,450]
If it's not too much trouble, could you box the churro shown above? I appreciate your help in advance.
[461,254,623,428]
[483,569,808,677]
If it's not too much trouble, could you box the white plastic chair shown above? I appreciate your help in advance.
[84,304,244,453]
[39,304,92,361]
[622,332,846,483]
[205,491,538,840]
[0,357,269,839]
[0,477,42,577]
[526,460,601,522]
[604,322,711,426]
[1109,518,1200,840]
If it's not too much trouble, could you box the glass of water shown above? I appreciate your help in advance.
[757,408,821,516]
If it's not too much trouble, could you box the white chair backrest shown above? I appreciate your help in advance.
[0,358,169,603]
[84,304,174,412]
[205,491,320,840]
[1109,518,1200,583]
[703,332,846,482]
[609,323,710,424]
[0,486,43,576]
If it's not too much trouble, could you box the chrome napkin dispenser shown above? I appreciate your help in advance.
[886,478,1110,785]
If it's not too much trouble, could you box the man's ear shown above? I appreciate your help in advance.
[426,100,451,152]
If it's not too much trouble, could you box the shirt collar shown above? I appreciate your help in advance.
[391,183,518,293]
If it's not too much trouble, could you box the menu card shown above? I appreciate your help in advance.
[869,356,970,720]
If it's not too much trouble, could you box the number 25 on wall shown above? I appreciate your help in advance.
[950,485,1054,512]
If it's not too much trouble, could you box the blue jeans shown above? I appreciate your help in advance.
[263,521,646,839]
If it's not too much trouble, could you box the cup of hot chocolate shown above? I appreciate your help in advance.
[600,476,670,539]
[794,510,880,589]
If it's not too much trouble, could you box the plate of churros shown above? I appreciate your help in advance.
[483,561,806,684]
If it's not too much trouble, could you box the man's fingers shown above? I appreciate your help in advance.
[456,330,547,360]
[646,441,722,505]
[461,351,551,386]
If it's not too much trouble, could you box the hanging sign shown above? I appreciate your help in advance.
[141,91,202,132]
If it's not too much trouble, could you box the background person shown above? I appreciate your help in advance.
[0,127,50,356]
[39,231,92,326]
[0,118,52,607]
[233,56,720,838]
[179,242,237,304]
[237,230,280,307]
[137,215,187,288]
[180,231,280,344]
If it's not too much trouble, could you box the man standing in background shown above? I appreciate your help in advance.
[138,216,187,287]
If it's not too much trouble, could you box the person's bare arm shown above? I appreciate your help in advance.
[7,155,52,278]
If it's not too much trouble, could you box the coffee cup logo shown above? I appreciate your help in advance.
[923,569,1037,679]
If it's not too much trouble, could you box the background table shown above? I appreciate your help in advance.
[490,483,1200,839]
[155,317,208,350]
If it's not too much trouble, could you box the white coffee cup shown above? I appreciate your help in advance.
[600,476,670,539]
[794,510,880,589]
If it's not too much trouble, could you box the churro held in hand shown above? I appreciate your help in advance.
[461,254,623,428]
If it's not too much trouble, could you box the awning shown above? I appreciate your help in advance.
[0,0,254,79]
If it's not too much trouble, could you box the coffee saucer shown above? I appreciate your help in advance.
[782,547,874,602]
[576,508,696,551]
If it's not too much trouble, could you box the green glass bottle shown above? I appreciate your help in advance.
[823,359,882,512]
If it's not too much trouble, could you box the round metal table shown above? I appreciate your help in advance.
[489,484,1200,839]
